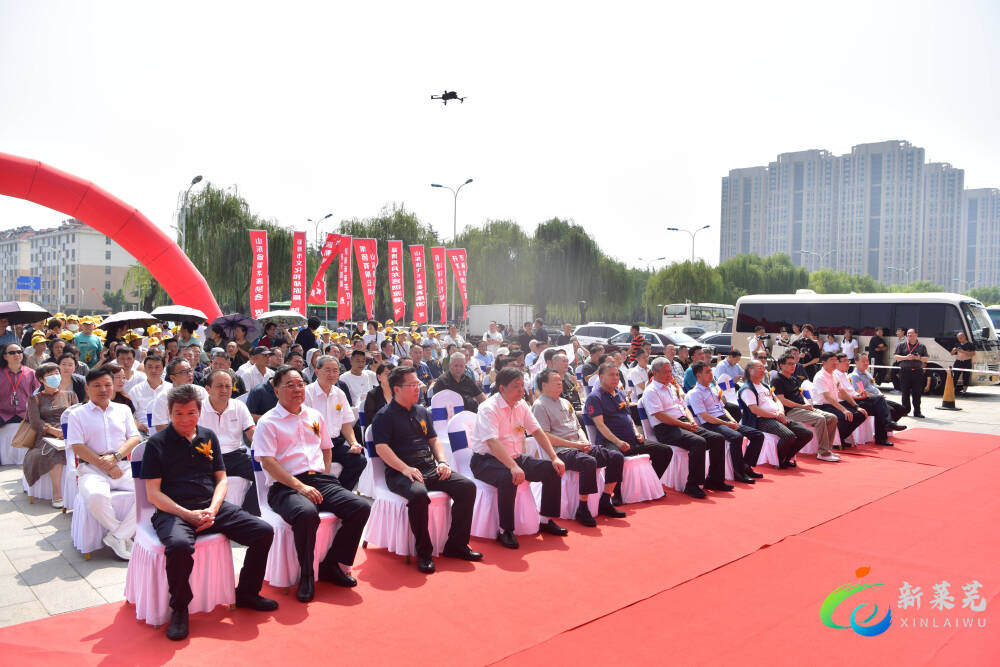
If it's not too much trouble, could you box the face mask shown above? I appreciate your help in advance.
[44,374,61,388]
[68,324,79,332]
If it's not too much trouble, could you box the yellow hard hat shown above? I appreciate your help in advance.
[31,334,46,345]
[59,330,75,341]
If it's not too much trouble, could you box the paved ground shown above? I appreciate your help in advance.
[1,384,997,629]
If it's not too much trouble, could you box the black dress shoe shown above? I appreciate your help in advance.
[417,557,435,574]
[888,422,907,431]
[611,490,624,506]
[166,608,189,641]
[539,519,568,536]
[442,545,483,561]
[683,485,707,499]
[318,566,357,587]
[875,440,894,446]
[497,530,519,549]
[704,479,734,492]
[574,503,597,527]
[913,413,925,419]
[234,594,279,611]
[598,495,626,518]
[778,460,796,469]
[733,473,755,484]
[296,574,315,602]
[745,467,764,479]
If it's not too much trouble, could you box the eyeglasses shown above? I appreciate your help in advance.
[398,383,421,389]
[174,368,193,375]
[5,350,23,355]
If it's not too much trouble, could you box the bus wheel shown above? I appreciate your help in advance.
[926,365,946,395]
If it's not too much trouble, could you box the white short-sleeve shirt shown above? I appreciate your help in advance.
[237,364,275,392]
[811,369,838,406]
[253,403,332,483]
[151,384,208,428]
[67,401,139,456]
[130,380,172,426]
[198,398,255,454]
[738,382,782,414]
[304,382,356,436]
[470,392,540,457]
[639,380,686,427]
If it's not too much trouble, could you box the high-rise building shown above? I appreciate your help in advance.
[719,166,768,258]
[1,219,138,312]
[962,189,1000,289]
[766,150,838,270]
[921,163,964,289]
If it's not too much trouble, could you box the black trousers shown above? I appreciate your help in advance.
[702,422,765,473]
[815,402,864,441]
[898,367,924,414]
[470,453,560,532]
[869,354,887,383]
[724,402,741,421]
[855,396,893,441]
[755,418,812,465]
[609,431,673,479]
[385,463,476,559]
[652,422,726,486]
[952,359,972,390]
[152,501,273,611]
[556,445,624,496]
[222,449,260,516]
[885,398,906,422]
[329,439,368,492]
[268,473,371,578]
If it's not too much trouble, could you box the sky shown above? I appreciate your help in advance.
[1,0,998,269]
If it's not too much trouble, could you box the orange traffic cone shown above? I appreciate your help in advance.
[936,366,962,411]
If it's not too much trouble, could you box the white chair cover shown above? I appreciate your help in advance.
[361,425,452,557]
[577,424,665,504]
[756,433,782,467]
[448,413,539,537]
[250,455,340,588]
[430,389,465,445]
[847,415,876,445]
[0,422,26,466]
[125,442,235,626]
[60,404,82,510]
[635,399,703,492]
[71,489,135,555]
[717,373,738,404]
[22,473,53,501]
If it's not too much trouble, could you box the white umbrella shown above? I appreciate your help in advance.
[150,305,208,323]
[256,310,308,329]
[0,301,52,326]
[97,310,159,330]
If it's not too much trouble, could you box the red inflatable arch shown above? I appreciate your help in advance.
[0,152,222,320]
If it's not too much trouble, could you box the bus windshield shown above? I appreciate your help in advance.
[961,301,997,345]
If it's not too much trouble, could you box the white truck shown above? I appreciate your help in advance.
[467,304,534,340]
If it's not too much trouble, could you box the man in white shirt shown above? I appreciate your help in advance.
[441,324,465,348]
[340,350,378,409]
[835,353,902,446]
[199,369,257,508]
[152,358,209,433]
[116,346,146,394]
[255,367,371,603]
[811,352,865,445]
[738,360,812,468]
[237,346,275,393]
[67,367,141,560]
[130,354,171,436]
[664,344,685,380]
[469,367,567,549]
[304,355,367,492]
[483,321,503,356]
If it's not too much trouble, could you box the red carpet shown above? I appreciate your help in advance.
[1,428,996,666]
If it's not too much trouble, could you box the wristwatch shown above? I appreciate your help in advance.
[113,451,125,462]
[436,460,449,467]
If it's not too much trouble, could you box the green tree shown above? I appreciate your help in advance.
[123,264,167,312]
[644,260,725,306]
[102,289,127,312]
[967,286,1000,305]
[888,280,945,293]
[809,270,886,294]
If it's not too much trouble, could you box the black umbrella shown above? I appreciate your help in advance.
[0,301,52,326]
[210,313,261,341]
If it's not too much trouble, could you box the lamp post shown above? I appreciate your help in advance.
[431,178,473,322]
[887,265,920,284]
[638,256,666,271]
[666,225,710,261]
[308,213,333,324]
[180,175,203,254]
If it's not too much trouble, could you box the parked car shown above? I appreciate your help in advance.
[605,329,702,356]
[699,332,733,357]
[572,322,633,346]
[660,325,706,339]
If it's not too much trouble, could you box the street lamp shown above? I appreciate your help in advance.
[886,265,920,284]
[638,256,666,271]
[431,178,474,322]
[180,174,203,254]
[308,213,334,323]
[666,225,710,261]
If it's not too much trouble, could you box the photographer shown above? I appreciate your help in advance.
[748,326,771,359]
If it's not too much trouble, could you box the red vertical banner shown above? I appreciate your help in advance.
[430,246,448,323]
[387,240,405,322]
[290,231,307,316]
[249,230,269,318]
[353,238,379,320]
[447,248,469,321]
[308,233,340,305]
[337,235,353,321]
[409,244,427,324]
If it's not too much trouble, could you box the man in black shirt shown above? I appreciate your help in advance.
[373,367,481,574]
[431,353,486,413]
[950,331,975,393]
[894,329,929,417]
[294,316,321,353]
[556,323,573,346]
[580,344,605,384]
[516,322,534,355]
[532,318,549,344]
[771,353,839,461]
[793,324,821,380]
[141,385,277,641]
[867,327,889,384]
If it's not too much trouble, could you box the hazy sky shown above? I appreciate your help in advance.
[2,0,998,268]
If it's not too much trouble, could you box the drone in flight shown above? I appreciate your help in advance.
[431,90,466,105]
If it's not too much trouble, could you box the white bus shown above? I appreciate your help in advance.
[661,303,733,333]
[733,292,1000,393]
[988,305,1000,330]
